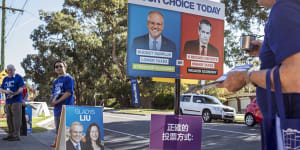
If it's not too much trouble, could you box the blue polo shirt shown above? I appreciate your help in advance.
[1,74,25,104]
[258,0,300,117]
[257,0,300,149]
[52,74,74,116]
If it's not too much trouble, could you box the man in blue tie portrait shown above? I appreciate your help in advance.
[131,11,176,53]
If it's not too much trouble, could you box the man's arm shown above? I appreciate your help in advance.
[49,92,72,107]
[219,52,300,93]
[0,88,13,94]
[7,87,23,99]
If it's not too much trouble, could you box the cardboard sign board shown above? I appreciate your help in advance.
[56,106,104,150]
[0,94,5,118]
[25,106,32,133]
[150,114,202,150]
[127,0,224,80]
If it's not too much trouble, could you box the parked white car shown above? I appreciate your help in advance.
[180,93,236,123]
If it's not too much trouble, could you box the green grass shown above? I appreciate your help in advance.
[234,114,245,122]
[0,116,51,133]
[119,109,173,115]
[32,116,52,133]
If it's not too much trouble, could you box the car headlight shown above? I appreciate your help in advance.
[214,107,222,111]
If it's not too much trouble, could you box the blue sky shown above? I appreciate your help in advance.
[3,0,64,76]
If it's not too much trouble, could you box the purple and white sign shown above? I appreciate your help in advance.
[149,114,202,150]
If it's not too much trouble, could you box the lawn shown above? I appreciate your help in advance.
[119,109,173,115]
[0,116,51,133]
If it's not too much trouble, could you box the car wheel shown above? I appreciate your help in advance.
[179,109,184,115]
[224,119,233,123]
[202,110,212,123]
[245,113,256,126]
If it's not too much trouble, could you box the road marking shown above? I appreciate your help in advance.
[104,128,149,140]
[203,127,258,136]
[104,114,150,121]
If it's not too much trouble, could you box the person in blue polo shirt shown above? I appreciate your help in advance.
[217,0,300,149]
[49,60,74,147]
[1,64,24,141]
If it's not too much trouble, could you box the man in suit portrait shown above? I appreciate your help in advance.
[132,11,176,52]
[184,19,219,57]
[66,122,89,150]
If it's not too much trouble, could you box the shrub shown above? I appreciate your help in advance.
[152,93,174,109]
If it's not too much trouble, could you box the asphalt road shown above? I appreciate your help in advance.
[103,110,261,150]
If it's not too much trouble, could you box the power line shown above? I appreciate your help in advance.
[6,0,29,37]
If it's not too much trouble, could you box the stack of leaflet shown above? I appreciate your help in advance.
[185,64,253,93]
[199,64,253,90]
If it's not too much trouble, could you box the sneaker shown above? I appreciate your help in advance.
[2,136,12,140]
[50,143,56,147]
[7,137,20,141]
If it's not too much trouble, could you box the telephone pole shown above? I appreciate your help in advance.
[0,0,24,70]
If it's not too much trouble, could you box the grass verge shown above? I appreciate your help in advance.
[119,109,173,115]
[0,116,51,133]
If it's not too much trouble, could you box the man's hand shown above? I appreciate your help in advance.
[216,71,248,92]
[49,101,57,107]
[5,90,13,95]
[7,94,14,99]
[247,40,263,57]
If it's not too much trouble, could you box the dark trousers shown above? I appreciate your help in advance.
[54,116,60,134]
[20,106,27,136]
[5,103,22,138]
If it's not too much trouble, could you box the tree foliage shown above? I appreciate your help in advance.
[221,0,269,67]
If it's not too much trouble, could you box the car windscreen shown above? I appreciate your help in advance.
[181,96,191,102]
[204,97,222,105]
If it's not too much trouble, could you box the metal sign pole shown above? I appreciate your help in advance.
[174,79,180,115]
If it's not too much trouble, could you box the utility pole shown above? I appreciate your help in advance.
[0,0,24,70]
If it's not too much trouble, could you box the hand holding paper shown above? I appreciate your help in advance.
[185,64,253,93]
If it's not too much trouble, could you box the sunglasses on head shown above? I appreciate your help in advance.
[55,65,63,69]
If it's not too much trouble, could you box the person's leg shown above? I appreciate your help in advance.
[11,102,22,139]
[54,115,61,134]
[20,106,27,136]
[6,104,13,137]
[51,115,61,147]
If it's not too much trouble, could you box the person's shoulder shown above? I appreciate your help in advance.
[81,141,92,150]
[271,0,300,24]
[184,39,198,48]
[133,34,148,42]
[2,76,9,80]
[64,74,74,80]
[15,74,23,79]
[162,35,175,45]
[208,43,218,51]
[66,139,72,144]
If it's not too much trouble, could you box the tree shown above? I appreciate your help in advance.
[22,0,271,107]
[221,0,270,67]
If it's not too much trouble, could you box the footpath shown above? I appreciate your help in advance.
[0,117,111,150]
[0,118,56,150]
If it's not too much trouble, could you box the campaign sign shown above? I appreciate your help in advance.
[0,98,5,118]
[25,106,32,133]
[127,0,224,80]
[130,76,141,105]
[56,106,104,150]
[149,114,202,150]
